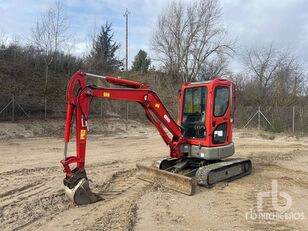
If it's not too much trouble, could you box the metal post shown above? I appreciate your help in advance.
[292,106,295,133]
[12,95,15,122]
[259,110,274,129]
[44,97,47,120]
[258,106,261,130]
[100,101,103,118]
[15,101,30,118]
[126,103,129,121]
[0,99,13,116]
[243,111,259,128]
[64,142,68,159]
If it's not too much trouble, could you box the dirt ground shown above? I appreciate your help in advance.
[0,119,307,231]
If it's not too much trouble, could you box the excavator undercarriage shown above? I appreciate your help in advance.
[137,157,251,195]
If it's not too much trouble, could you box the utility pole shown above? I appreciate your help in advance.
[124,8,130,129]
[124,8,130,73]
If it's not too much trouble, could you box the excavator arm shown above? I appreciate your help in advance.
[60,71,186,204]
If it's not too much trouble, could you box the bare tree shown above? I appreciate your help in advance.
[242,45,305,106]
[244,45,283,90]
[199,53,230,79]
[152,0,233,82]
[31,1,67,119]
[272,58,305,106]
[0,28,8,47]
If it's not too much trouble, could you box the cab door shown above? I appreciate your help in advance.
[211,84,232,146]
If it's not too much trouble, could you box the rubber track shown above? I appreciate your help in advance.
[195,158,252,188]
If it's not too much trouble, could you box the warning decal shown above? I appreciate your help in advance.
[80,129,87,140]
[103,92,110,97]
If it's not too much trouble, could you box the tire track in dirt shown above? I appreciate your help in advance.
[0,160,129,231]
[244,185,301,230]
[76,169,148,231]
[97,171,136,199]
[0,168,148,230]
[0,183,49,209]
[0,160,123,177]
[0,182,43,199]
[242,160,306,230]
[0,165,71,230]
[0,190,73,231]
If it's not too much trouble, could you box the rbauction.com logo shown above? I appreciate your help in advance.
[246,180,305,221]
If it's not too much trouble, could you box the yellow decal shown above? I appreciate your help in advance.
[80,129,87,140]
[155,103,160,108]
[103,92,110,97]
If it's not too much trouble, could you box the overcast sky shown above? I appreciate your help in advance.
[0,0,307,72]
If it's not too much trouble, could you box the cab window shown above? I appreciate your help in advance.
[182,87,207,138]
[214,87,229,117]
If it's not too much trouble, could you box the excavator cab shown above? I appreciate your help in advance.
[178,79,235,160]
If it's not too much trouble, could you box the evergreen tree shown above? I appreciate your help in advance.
[131,49,151,72]
[90,22,122,73]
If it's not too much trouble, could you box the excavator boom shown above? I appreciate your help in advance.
[61,71,190,204]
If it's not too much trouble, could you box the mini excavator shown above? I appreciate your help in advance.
[61,71,252,205]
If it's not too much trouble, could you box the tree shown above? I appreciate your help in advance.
[131,49,151,72]
[0,29,8,47]
[152,0,233,82]
[89,22,122,73]
[242,45,304,106]
[244,45,284,92]
[31,1,67,119]
[199,53,230,79]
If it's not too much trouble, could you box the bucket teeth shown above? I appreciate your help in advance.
[65,178,98,205]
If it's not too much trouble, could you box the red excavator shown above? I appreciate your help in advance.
[61,71,252,205]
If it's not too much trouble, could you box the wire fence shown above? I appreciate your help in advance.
[1,96,308,134]
[235,106,308,133]
[0,95,143,121]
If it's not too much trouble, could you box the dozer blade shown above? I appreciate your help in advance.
[65,178,98,205]
[136,164,196,195]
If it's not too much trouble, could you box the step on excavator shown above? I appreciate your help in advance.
[61,71,252,205]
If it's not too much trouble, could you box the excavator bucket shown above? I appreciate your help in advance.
[64,178,98,205]
[136,164,196,195]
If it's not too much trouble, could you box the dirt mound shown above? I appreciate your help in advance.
[0,118,146,140]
